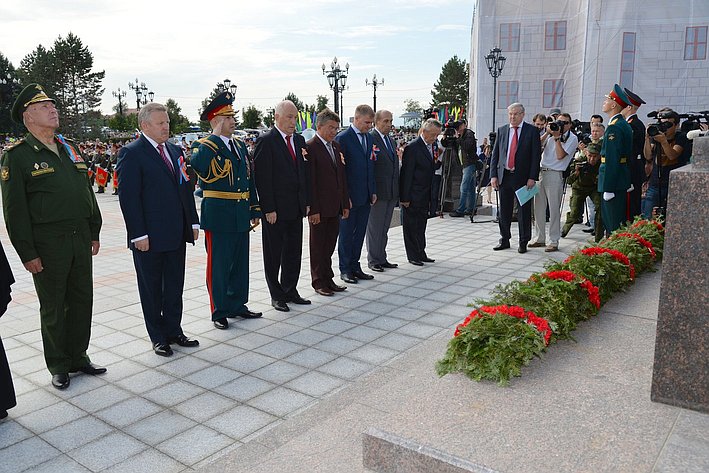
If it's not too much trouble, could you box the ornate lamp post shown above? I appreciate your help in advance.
[365,74,384,112]
[112,87,127,115]
[128,78,149,111]
[322,57,349,118]
[485,48,506,133]
[217,78,237,96]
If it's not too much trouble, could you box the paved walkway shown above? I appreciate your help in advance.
[0,192,661,472]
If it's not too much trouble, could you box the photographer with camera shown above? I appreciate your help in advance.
[561,142,603,242]
[641,107,690,218]
[529,112,578,252]
[448,120,478,217]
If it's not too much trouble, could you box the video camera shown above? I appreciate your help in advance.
[571,119,592,145]
[440,119,460,148]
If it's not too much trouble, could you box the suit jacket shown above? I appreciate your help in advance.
[116,135,199,252]
[253,128,309,220]
[490,121,541,188]
[306,136,350,218]
[335,126,376,207]
[370,129,399,201]
[399,137,435,209]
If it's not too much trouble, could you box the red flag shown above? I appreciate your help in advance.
[95,167,108,187]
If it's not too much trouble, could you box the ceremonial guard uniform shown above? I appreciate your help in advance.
[191,92,261,329]
[623,88,646,221]
[1,84,103,388]
[599,85,633,234]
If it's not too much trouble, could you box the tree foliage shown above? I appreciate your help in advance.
[404,99,423,114]
[263,109,275,128]
[284,92,304,111]
[0,52,23,136]
[431,55,469,109]
[165,98,190,134]
[241,105,262,129]
[316,95,329,112]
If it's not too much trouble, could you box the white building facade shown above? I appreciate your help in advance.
[468,0,709,136]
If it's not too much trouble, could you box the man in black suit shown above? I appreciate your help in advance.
[366,109,399,272]
[306,108,350,296]
[253,100,311,312]
[622,88,646,221]
[400,118,443,265]
[116,103,201,357]
[490,103,541,253]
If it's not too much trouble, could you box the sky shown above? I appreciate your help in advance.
[0,0,473,125]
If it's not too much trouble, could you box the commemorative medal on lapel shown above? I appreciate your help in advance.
[301,148,308,161]
[40,162,48,169]
[34,163,39,170]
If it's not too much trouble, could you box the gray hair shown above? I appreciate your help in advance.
[316,108,340,128]
[138,102,168,126]
[508,102,525,113]
[374,109,392,122]
[421,118,443,132]
[275,100,297,115]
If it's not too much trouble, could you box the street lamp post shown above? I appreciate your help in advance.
[365,74,384,112]
[128,78,149,111]
[322,57,349,118]
[112,87,127,115]
[217,78,237,96]
[338,83,347,121]
[485,48,506,133]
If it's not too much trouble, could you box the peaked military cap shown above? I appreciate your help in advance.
[623,88,646,107]
[11,83,56,123]
[200,91,236,121]
[606,84,631,108]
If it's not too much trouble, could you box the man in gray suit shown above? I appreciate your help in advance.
[366,109,399,272]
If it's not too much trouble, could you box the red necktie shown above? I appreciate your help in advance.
[508,126,518,170]
[286,135,297,163]
[157,144,175,175]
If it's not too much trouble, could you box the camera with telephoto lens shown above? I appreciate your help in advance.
[440,119,459,148]
[647,110,677,137]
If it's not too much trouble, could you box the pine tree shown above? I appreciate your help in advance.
[165,99,190,135]
[431,55,469,109]
[241,105,262,129]
[0,53,23,135]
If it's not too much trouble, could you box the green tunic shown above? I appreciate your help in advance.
[1,133,102,374]
[598,114,632,233]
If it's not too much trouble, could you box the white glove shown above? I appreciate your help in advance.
[603,192,615,201]
[627,184,634,193]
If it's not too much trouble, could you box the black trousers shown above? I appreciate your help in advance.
[0,335,16,413]
[262,217,303,302]
[498,172,532,244]
[132,244,186,344]
[402,205,428,261]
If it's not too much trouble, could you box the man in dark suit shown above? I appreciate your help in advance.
[253,100,311,312]
[400,119,443,265]
[116,103,200,357]
[623,88,646,221]
[0,241,15,418]
[306,108,350,296]
[490,102,541,253]
[366,109,399,272]
[335,104,376,284]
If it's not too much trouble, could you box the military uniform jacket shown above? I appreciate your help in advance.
[191,135,260,233]
[598,114,632,193]
[0,133,102,262]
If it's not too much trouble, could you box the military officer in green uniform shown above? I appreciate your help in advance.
[190,92,261,330]
[1,84,104,390]
[561,141,603,242]
[598,84,633,235]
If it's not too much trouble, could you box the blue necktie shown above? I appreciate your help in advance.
[359,133,366,152]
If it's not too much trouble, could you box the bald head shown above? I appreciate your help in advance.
[275,100,298,135]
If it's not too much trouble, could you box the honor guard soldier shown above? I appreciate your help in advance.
[599,84,633,235]
[190,92,262,330]
[1,84,105,390]
[622,88,646,221]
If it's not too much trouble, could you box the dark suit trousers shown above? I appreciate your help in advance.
[366,198,396,265]
[402,206,428,261]
[498,172,532,244]
[0,335,16,412]
[262,218,303,301]
[132,244,186,344]
[310,216,340,290]
[338,203,370,273]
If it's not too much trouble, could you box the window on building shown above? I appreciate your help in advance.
[498,81,519,108]
[500,23,520,52]
[685,26,707,60]
[545,21,567,50]
[620,32,636,89]
[543,79,564,108]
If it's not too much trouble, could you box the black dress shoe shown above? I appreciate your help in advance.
[71,363,107,375]
[51,373,70,390]
[272,300,290,312]
[290,296,311,305]
[213,318,229,330]
[315,287,334,296]
[408,260,424,266]
[421,257,435,263]
[231,309,263,319]
[493,242,510,251]
[560,228,569,238]
[381,261,398,269]
[368,264,384,272]
[169,334,200,347]
[328,283,347,292]
[518,243,528,254]
[353,270,374,280]
[582,227,594,233]
[449,211,464,217]
[153,342,174,357]
[341,273,358,284]
[0,409,7,419]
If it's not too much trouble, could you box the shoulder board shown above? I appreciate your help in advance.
[609,118,618,126]
[194,137,219,152]
[3,138,25,152]
[233,136,245,143]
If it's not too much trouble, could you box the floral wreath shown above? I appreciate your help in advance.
[537,270,601,310]
[455,305,552,344]
[612,232,657,260]
[565,247,636,280]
